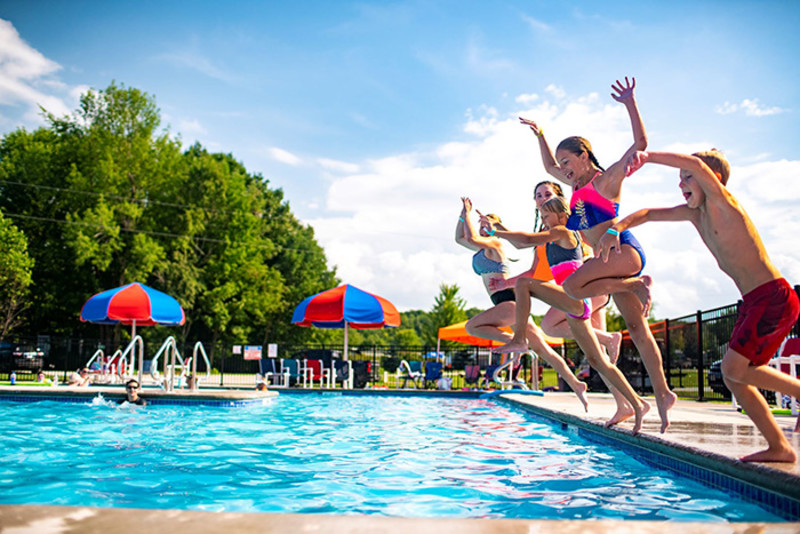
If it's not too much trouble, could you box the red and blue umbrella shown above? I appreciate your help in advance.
[81,282,185,333]
[292,284,400,359]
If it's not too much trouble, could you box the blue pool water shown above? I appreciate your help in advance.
[0,394,784,521]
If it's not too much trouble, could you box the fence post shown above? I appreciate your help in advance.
[664,319,672,388]
[696,310,704,401]
[220,343,225,387]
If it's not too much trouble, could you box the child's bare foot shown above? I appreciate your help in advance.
[605,402,635,428]
[655,390,678,433]
[605,332,623,364]
[630,275,653,317]
[572,380,589,412]
[632,400,650,435]
[740,446,797,463]
[492,339,528,353]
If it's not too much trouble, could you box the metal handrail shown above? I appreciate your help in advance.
[150,336,186,391]
[115,336,145,382]
[189,342,211,391]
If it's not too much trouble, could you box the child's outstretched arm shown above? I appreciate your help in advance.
[596,204,693,262]
[627,151,728,200]
[519,117,569,185]
[599,77,649,195]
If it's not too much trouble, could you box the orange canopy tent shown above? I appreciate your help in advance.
[436,320,562,350]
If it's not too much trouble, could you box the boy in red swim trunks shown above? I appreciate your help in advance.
[597,149,800,462]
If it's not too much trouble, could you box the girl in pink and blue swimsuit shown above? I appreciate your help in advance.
[518,77,677,433]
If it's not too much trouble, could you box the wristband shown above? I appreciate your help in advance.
[459,217,465,223]
[536,130,543,138]
[606,228,619,237]
[488,228,496,236]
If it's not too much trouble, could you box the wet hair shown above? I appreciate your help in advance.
[693,149,730,185]
[126,379,140,388]
[541,196,571,217]
[556,136,605,173]
[533,181,566,231]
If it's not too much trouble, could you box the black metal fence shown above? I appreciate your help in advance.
[3,286,799,398]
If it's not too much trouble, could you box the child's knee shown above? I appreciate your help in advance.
[465,317,480,336]
[720,352,750,383]
[562,277,579,299]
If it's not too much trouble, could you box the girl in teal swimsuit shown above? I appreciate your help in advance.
[456,196,589,409]
[519,77,676,433]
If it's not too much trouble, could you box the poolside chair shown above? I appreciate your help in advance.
[464,365,481,389]
[423,361,443,389]
[281,359,302,387]
[259,358,283,386]
[480,364,501,389]
[397,360,422,389]
[350,361,371,389]
[768,337,800,415]
[332,359,353,389]
[303,359,330,388]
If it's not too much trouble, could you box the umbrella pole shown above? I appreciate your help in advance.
[436,337,440,363]
[343,321,349,361]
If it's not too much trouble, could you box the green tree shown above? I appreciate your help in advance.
[422,283,467,346]
[0,213,34,338]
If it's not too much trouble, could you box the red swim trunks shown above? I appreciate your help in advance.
[729,278,800,366]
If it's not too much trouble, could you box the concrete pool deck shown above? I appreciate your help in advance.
[1,388,799,532]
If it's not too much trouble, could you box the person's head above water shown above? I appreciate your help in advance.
[555,136,606,185]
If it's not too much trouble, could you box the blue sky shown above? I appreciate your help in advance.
[1,1,799,318]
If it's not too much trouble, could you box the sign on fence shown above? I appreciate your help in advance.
[243,345,262,360]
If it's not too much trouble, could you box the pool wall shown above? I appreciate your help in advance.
[499,395,800,521]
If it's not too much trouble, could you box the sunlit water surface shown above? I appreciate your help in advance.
[0,394,783,522]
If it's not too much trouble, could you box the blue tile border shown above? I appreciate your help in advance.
[0,392,271,408]
[499,396,800,521]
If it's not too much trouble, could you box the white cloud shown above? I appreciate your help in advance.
[515,93,539,105]
[177,118,207,137]
[269,147,302,166]
[522,15,551,33]
[545,84,566,99]
[715,98,787,117]
[303,89,800,318]
[317,157,360,174]
[0,18,73,123]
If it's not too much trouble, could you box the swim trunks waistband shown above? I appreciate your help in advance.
[490,288,516,306]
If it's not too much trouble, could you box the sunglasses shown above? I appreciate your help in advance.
[126,385,138,390]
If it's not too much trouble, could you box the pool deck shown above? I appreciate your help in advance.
[1,388,799,532]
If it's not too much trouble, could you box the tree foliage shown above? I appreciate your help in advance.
[0,213,34,339]
[0,82,337,351]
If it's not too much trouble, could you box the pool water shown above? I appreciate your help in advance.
[0,394,784,522]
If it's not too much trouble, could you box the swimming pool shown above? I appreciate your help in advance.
[0,394,785,522]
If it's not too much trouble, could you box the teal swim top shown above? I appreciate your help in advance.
[472,249,509,275]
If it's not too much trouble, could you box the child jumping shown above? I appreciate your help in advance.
[598,149,800,462]
[485,197,649,433]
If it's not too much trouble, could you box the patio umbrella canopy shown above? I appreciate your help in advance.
[81,282,185,327]
[437,320,562,348]
[292,284,400,359]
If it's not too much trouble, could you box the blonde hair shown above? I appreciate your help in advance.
[693,149,730,185]
[541,196,570,216]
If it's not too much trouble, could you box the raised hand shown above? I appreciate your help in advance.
[625,151,649,177]
[611,77,636,104]
[519,117,542,136]
[461,196,473,213]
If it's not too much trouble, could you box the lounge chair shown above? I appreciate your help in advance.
[350,361,370,389]
[281,358,302,387]
[423,361,443,389]
[303,358,330,388]
[769,337,800,415]
[481,364,501,389]
[259,358,283,386]
[332,359,354,389]
[397,360,422,389]
[464,364,481,389]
